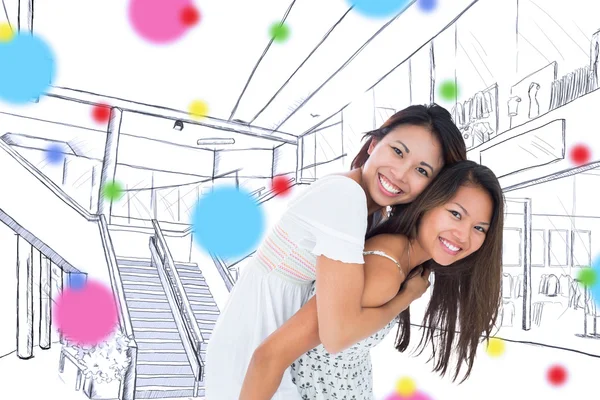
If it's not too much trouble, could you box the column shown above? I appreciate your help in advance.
[17,0,34,34]
[16,235,34,359]
[295,137,303,183]
[521,198,532,331]
[97,107,123,222]
[39,255,52,350]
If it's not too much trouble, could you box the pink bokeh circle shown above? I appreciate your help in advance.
[128,0,194,44]
[53,279,119,346]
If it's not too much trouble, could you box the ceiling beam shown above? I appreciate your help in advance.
[43,86,299,144]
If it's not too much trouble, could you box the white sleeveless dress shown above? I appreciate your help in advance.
[205,175,368,400]
[291,251,403,400]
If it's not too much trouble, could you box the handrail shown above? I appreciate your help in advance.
[95,215,138,400]
[0,140,137,399]
[149,239,202,392]
[97,215,136,339]
[150,220,205,370]
[0,140,97,221]
[210,253,235,291]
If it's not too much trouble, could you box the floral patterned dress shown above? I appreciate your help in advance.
[290,282,399,400]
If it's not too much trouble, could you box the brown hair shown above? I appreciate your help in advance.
[351,104,467,229]
[367,160,505,383]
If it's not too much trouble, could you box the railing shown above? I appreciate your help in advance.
[149,220,204,394]
[110,168,244,226]
[97,215,138,400]
[0,139,137,400]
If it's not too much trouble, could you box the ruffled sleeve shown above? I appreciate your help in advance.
[286,176,368,264]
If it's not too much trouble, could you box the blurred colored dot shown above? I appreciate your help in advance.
[417,0,437,12]
[395,376,416,397]
[0,23,14,42]
[180,5,200,26]
[191,185,265,259]
[0,32,55,104]
[272,175,292,196]
[45,143,65,165]
[128,0,194,44]
[92,103,111,123]
[387,391,432,400]
[68,273,87,291]
[486,337,505,357]
[189,99,209,120]
[102,181,124,202]
[577,267,596,287]
[569,144,591,165]
[269,22,290,43]
[53,279,119,346]
[438,80,459,101]
[348,0,411,18]
[590,254,600,305]
[546,364,567,386]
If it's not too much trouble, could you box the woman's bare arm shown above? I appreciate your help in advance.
[240,236,414,400]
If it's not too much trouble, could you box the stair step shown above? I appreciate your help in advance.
[136,374,196,388]
[136,339,186,351]
[117,256,198,269]
[135,387,203,399]
[133,328,183,341]
[123,280,162,288]
[131,318,177,330]
[193,310,219,320]
[127,298,172,310]
[178,272,207,282]
[130,309,178,320]
[120,272,161,284]
[179,284,212,296]
[190,303,219,313]
[123,290,168,302]
[118,264,157,272]
[176,264,202,273]
[137,362,193,375]
[137,349,190,363]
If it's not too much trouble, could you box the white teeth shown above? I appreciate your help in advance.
[441,238,460,252]
[379,175,400,194]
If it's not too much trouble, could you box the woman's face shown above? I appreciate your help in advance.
[416,184,493,266]
[363,124,444,208]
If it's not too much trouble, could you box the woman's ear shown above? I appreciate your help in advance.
[367,137,379,155]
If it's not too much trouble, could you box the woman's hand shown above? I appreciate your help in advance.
[401,267,431,301]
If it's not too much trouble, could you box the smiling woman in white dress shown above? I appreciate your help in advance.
[239,161,505,400]
[204,104,467,400]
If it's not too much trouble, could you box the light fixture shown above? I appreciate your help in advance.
[197,138,235,145]
[173,120,184,131]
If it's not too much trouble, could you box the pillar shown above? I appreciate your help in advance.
[16,235,34,359]
[17,0,34,34]
[295,137,303,183]
[39,255,52,350]
[97,107,123,221]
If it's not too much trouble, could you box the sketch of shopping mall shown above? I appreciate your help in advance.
[0,0,599,399]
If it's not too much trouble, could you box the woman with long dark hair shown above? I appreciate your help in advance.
[240,160,504,399]
[205,104,467,399]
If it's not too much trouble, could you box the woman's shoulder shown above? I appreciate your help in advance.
[288,173,366,210]
[364,233,407,262]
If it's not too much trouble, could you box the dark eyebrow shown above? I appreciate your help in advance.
[453,202,490,226]
[393,140,409,153]
[394,140,435,174]
[420,161,434,174]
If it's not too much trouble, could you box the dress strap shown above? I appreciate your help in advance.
[363,250,404,277]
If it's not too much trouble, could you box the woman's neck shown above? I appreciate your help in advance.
[346,167,383,216]
[405,239,431,271]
